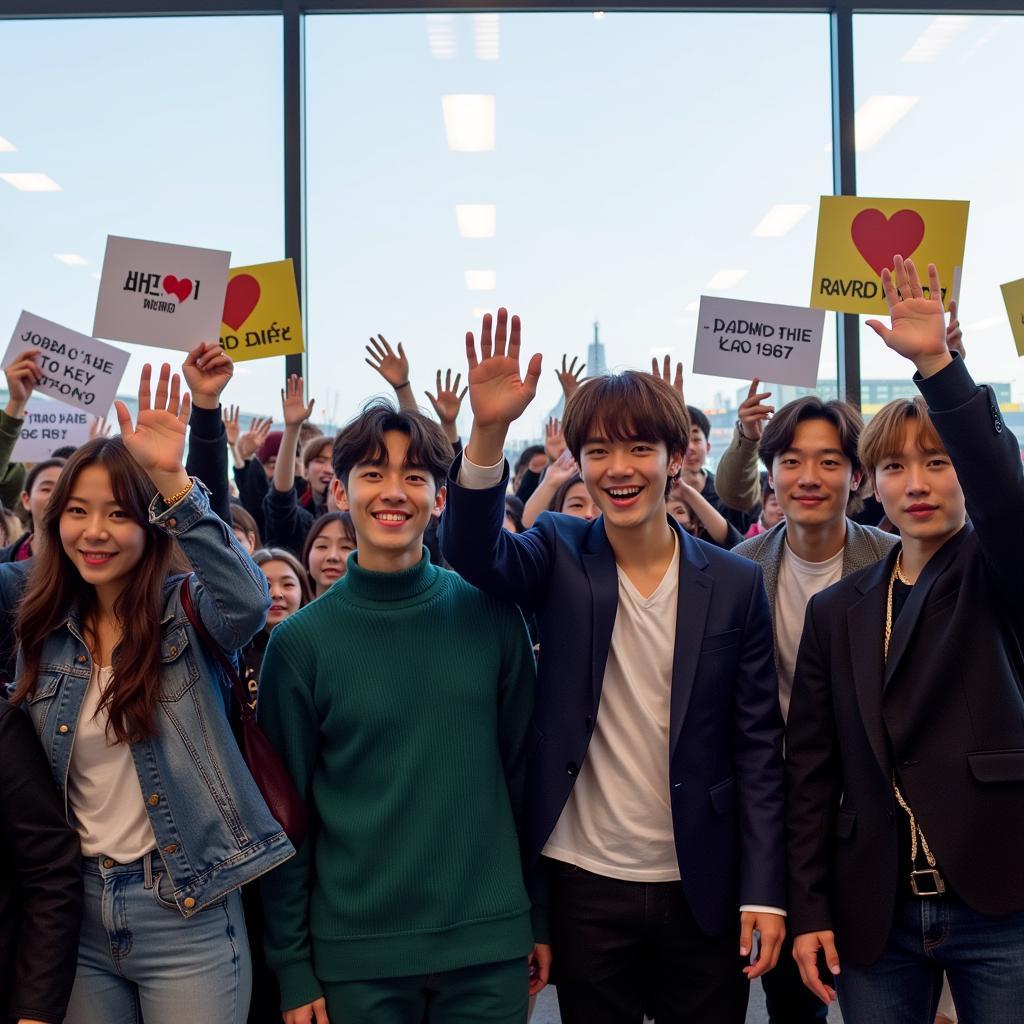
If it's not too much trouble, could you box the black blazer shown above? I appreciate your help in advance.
[441,455,785,937]
[785,356,1024,966]
[0,699,82,1024]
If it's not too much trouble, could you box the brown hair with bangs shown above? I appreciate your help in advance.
[301,434,334,470]
[859,396,946,481]
[562,371,691,496]
[13,438,189,743]
[332,399,454,487]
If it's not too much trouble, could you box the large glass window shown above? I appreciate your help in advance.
[854,14,1024,446]
[0,15,283,417]
[305,12,834,453]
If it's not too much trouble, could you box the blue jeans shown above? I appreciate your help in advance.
[837,892,1024,1024]
[65,851,251,1024]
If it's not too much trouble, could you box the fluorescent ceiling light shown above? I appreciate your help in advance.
[474,13,500,60]
[465,270,496,291]
[705,269,748,290]
[426,14,456,59]
[752,203,811,238]
[442,95,495,152]
[902,15,972,63]
[855,96,919,152]
[455,203,496,238]
[0,136,16,152]
[0,172,61,191]
[55,253,88,266]
[685,300,701,312]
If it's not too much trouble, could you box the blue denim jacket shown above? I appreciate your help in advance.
[21,482,295,916]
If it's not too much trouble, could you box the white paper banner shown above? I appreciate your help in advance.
[13,398,92,462]
[692,296,826,388]
[3,311,129,416]
[93,235,230,352]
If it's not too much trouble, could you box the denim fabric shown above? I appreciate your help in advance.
[24,483,293,915]
[837,892,1024,1024]
[66,852,251,1024]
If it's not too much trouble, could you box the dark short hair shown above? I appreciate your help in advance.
[503,495,524,533]
[551,474,585,514]
[51,445,77,460]
[758,396,866,511]
[332,400,454,487]
[514,445,545,473]
[20,458,67,525]
[686,405,711,443]
[229,504,261,548]
[301,434,334,469]
[562,371,690,497]
[300,510,355,573]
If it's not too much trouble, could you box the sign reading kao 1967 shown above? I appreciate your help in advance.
[692,296,826,388]
[13,398,91,462]
[93,235,231,352]
[2,311,129,416]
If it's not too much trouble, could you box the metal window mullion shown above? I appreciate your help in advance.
[283,0,307,382]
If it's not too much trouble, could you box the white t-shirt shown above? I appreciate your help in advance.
[543,536,681,881]
[774,543,844,721]
[67,665,156,861]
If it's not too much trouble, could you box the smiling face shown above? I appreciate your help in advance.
[262,559,304,629]
[59,464,148,602]
[305,442,334,497]
[559,480,601,521]
[683,423,710,473]
[769,418,861,531]
[23,465,64,535]
[578,431,681,532]
[871,422,966,548]
[307,518,357,593]
[340,429,445,573]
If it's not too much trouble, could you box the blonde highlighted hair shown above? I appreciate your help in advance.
[859,396,946,480]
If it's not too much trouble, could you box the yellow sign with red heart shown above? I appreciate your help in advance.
[1000,277,1024,358]
[219,258,304,362]
[810,196,969,315]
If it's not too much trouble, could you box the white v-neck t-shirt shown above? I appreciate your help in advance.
[67,665,156,861]
[543,535,682,881]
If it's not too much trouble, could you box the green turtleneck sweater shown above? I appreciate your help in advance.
[258,550,538,1010]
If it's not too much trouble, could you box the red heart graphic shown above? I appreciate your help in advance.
[222,274,261,331]
[163,275,193,304]
[850,209,926,277]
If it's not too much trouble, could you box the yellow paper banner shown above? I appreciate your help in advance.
[219,259,304,362]
[810,196,969,315]
[1000,277,1024,358]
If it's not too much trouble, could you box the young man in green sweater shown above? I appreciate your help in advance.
[258,399,548,1024]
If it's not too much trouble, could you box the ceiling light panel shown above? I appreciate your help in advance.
[0,172,61,191]
[855,95,919,152]
[752,203,811,238]
[455,204,496,238]
[465,270,496,291]
[902,16,972,63]
[55,254,88,266]
[442,95,496,152]
[474,14,500,60]
[426,14,456,59]
[705,269,748,290]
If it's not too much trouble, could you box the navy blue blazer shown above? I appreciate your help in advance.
[440,456,785,937]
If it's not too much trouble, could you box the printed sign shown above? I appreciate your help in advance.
[1000,277,1024,358]
[13,398,91,462]
[93,235,231,352]
[692,296,826,388]
[220,259,304,362]
[3,311,129,416]
[810,196,969,315]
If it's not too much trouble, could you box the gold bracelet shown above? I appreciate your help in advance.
[162,480,194,507]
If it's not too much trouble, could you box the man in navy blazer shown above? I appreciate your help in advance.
[440,308,785,1024]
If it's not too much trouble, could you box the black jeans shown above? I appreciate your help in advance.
[547,859,749,1024]
[760,933,829,1024]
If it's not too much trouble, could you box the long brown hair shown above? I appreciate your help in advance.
[13,438,189,743]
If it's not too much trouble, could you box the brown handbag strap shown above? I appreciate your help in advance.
[179,575,256,723]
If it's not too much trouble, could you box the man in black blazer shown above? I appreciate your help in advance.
[786,257,1024,1023]
[441,308,786,1024]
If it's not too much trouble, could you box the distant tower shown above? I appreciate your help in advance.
[587,321,608,377]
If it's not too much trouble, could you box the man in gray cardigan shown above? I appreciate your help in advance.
[732,394,897,1024]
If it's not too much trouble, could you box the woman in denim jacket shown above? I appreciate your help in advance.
[11,363,294,1024]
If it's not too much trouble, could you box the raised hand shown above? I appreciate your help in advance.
[866,256,951,378]
[114,363,191,497]
[183,341,234,411]
[545,448,578,488]
[544,417,567,462]
[466,308,542,430]
[738,379,774,441]
[425,368,468,426]
[946,298,965,360]
[223,404,241,446]
[365,334,409,389]
[651,354,685,399]
[555,354,586,399]
[4,348,43,417]
[281,374,315,427]
[89,416,112,439]
[237,416,273,461]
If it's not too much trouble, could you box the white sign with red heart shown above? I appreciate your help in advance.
[93,235,231,352]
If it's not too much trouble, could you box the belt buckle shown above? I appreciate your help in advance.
[910,868,946,896]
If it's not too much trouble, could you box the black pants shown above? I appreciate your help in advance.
[760,933,828,1024]
[547,859,749,1024]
